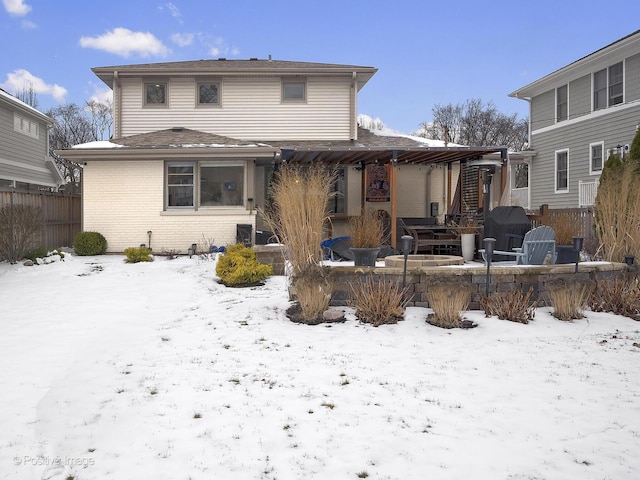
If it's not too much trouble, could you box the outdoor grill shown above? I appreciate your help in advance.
[483,206,532,262]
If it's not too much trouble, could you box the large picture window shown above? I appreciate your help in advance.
[200,164,244,206]
[555,150,569,193]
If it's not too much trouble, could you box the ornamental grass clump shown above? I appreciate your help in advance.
[546,212,582,246]
[215,243,272,287]
[348,209,384,248]
[588,276,640,321]
[348,274,411,326]
[289,264,333,323]
[546,278,590,321]
[425,277,472,328]
[480,287,537,324]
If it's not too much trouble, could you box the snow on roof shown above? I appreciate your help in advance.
[72,140,124,149]
[357,113,464,147]
[0,88,53,122]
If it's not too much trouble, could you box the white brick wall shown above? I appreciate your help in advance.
[83,160,255,253]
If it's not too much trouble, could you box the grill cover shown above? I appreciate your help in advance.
[483,206,531,261]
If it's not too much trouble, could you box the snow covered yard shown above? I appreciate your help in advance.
[0,254,639,480]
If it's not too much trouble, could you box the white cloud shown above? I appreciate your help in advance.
[88,84,113,105]
[206,36,239,58]
[20,18,36,29]
[79,27,170,58]
[0,69,67,102]
[164,2,181,22]
[171,32,193,47]
[2,0,31,16]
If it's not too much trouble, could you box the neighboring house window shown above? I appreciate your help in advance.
[590,141,604,174]
[593,61,623,110]
[200,164,244,206]
[513,163,529,189]
[197,82,220,106]
[556,85,568,122]
[555,149,569,193]
[144,82,167,106]
[13,114,39,138]
[167,163,194,207]
[328,168,346,215]
[282,80,306,102]
[608,62,623,106]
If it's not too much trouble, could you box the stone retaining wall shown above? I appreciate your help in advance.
[328,262,631,309]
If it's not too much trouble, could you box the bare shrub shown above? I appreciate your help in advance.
[348,209,384,248]
[546,279,590,321]
[588,276,640,321]
[0,204,42,263]
[291,264,333,322]
[348,274,411,326]
[480,287,537,324]
[426,278,472,328]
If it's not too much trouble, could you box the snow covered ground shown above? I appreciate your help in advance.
[0,253,639,480]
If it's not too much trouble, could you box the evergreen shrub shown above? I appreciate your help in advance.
[73,231,107,256]
[215,243,272,286]
[124,246,153,263]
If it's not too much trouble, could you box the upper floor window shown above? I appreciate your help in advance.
[282,80,306,102]
[555,149,569,193]
[556,85,568,122]
[197,82,220,106]
[594,61,623,110]
[144,82,167,106]
[13,114,39,139]
[590,142,604,174]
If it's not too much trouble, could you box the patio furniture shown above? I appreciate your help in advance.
[479,225,557,265]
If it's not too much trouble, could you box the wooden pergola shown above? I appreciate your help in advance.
[280,145,509,247]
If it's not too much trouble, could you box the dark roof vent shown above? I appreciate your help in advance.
[218,57,226,61]
[171,127,185,132]
[249,57,258,61]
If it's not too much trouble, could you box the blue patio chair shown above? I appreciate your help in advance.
[479,226,557,265]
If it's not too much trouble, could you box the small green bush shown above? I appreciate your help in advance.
[23,246,49,262]
[216,243,272,286]
[73,231,107,256]
[124,246,153,263]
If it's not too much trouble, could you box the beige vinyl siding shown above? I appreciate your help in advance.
[530,102,640,208]
[83,160,256,253]
[119,76,352,140]
[626,53,640,102]
[530,90,555,130]
[0,104,55,185]
[568,75,590,120]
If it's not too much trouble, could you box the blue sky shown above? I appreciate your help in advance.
[1,0,639,134]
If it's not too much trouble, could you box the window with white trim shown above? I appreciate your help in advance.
[590,142,604,174]
[13,114,39,138]
[144,82,167,106]
[282,80,306,102]
[556,85,568,122]
[555,149,569,193]
[594,61,623,110]
[197,82,220,106]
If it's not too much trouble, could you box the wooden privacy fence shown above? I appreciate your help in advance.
[528,204,597,250]
[0,189,81,250]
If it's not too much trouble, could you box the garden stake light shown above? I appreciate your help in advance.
[573,236,584,273]
[483,237,496,296]
[401,235,413,291]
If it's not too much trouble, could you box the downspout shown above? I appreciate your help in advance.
[114,70,121,139]
[350,72,357,141]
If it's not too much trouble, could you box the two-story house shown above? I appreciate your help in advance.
[59,58,506,253]
[509,30,640,210]
[0,88,64,191]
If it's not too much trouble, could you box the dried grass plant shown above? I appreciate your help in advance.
[292,264,333,322]
[426,278,472,328]
[593,161,640,261]
[546,279,590,321]
[546,212,582,245]
[348,274,411,326]
[480,287,537,324]
[588,276,640,321]
[261,163,338,276]
[348,209,384,248]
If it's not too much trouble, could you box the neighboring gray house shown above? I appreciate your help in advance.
[0,88,64,191]
[510,30,640,209]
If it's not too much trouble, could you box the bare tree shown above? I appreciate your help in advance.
[416,99,528,151]
[14,82,39,109]
[86,98,113,140]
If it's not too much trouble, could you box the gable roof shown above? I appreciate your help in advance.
[92,58,378,91]
[0,88,54,124]
[510,29,640,99]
